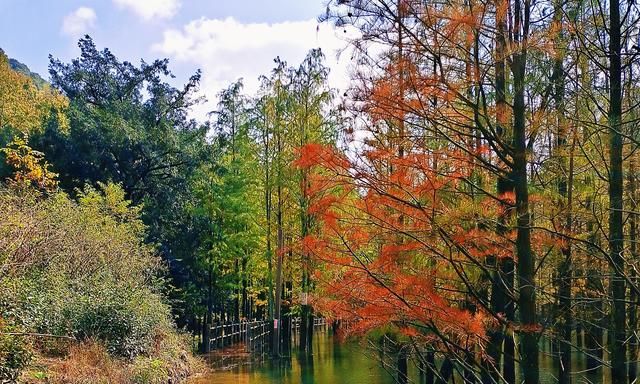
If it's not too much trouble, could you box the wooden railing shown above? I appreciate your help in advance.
[291,316,327,330]
[209,320,269,352]
[208,317,329,353]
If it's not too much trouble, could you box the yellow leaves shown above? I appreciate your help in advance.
[0,51,68,135]
[1,134,58,192]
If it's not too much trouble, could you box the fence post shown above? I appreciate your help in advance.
[245,322,249,352]
[262,321,266,355]
[223,323,227,348]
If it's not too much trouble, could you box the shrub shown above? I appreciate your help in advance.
[128,326,203,384]
[0,184,198,380]
[0,320,33,382]
[129,357,169,384]
[63,282,172,358]
[44,328,203,384]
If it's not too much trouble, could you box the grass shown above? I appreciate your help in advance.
[19,327,205,384]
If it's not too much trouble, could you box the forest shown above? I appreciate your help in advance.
[2,0,640,383]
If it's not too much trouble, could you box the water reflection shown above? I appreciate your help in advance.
[192,332,407,384]
[299,353,314,384]
[193,332,613,384]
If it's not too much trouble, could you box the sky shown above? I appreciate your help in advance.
[0,0,355,121]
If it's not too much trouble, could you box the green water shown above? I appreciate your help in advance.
[193,332,611,384]
[194,332,413,384]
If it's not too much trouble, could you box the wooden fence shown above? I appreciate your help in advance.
[208,317,329,353]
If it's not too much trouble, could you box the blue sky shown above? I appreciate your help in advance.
[0,0,352,120]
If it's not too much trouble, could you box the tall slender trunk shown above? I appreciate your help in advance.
[628,153,638,384]
[273,183,283,357]
[397,346,408,384]
[202,249,213,353]
[484,2,515,381]
[242,254,248,319]
[272,108,284,357]
[234,259,240,322]
[557,140,575,384]
[263,115,274,321]
[608,0,626,381]
[628,65,639,384]
[299,97,313,354]
[502,258,516,383]
[512,0,538,381]
[577,45,604,375]
[426,351,435,384]
[551,3,572,381]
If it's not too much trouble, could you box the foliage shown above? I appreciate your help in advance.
[0,48,68,180]
[40,36,207,205]
[7,55,48,90]
[22,36,212,328]
[0,49,68,136]
[0,183,192,379]
[45,329,201,384]
[1,135,58,192]
[0,319,33,382]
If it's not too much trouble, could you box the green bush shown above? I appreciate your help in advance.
[0,184,188,378]
[0,262,173,360]
[0,321,33,382]
[129,357,169,384]
[63,283,172,358]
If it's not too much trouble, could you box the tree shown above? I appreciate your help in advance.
[289,48,336,354]
[0,50,67,136]
[315,0,582,382]
[32,36,210,329]
[0,49,67,179]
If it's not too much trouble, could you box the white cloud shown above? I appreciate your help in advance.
[152,17,356,121]
[113,0,181,21]
[61,7,97,37]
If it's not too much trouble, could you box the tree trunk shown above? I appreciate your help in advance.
[300,166,313,354]
[273,113,284,357]
[551,3,572,381]
[264,116,274,321]
[426,351,436,384]
[273,186,284,357]
[398,347,408,384]
[484,3,515,381]
[512,0,538,378]
[608,0,626,381]
[628,154,638,384]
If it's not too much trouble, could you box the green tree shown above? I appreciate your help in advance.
[30,37,211,328]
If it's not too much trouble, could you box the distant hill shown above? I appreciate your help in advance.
[1,48,48,89]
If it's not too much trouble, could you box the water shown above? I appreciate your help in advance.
[192,332,414,384]
[192,332,612,384]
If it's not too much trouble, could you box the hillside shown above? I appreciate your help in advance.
[0,48,48,88]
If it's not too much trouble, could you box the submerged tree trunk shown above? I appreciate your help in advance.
[397,346,408,384]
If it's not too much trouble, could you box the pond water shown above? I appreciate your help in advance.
[191,331,413,384]
[191,331,610,384]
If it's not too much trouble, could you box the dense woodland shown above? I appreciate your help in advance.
[2,0,640,383]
